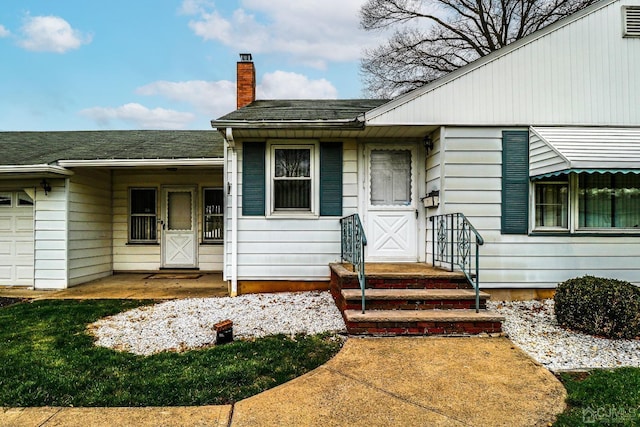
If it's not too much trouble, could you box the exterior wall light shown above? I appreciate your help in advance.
[40,179,52,195]
[421,190,440,208]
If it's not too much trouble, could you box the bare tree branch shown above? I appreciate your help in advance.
[360,0,596,96]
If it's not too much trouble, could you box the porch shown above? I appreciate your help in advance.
[0,272,229,300]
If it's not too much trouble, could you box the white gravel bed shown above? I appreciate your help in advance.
[89,291,346,356]
[489,299,640,371]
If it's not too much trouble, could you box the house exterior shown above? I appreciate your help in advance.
[213,0,640,298]
[2,0,638,297]
[0,131,224,289]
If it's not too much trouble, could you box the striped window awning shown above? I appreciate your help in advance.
[529,127,640,179]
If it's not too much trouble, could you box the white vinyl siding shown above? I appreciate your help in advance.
[67,169,113,286]
[112,169,223,271]
[226,139,358,281]
[34,179,68,289]
[436,127,640,289]
[367,0,640,127]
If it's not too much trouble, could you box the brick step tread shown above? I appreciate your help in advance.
[330,263,467,280]
[341,288,490,301]
[344,309,504,323]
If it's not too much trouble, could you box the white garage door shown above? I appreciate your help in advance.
[0,191,34,286]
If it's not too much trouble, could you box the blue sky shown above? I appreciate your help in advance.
[0,0,379,130]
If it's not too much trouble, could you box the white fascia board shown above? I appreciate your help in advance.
[211,117,365,130]
[0,164,74,176]
[57,158,224,167]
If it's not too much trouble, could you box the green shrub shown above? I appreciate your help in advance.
[554,275,640,339]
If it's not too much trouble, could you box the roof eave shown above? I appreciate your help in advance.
[0,165,74,176]
[211,117,366,130]
[57,158,224,168]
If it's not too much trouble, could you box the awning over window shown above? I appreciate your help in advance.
[529,127,640,179]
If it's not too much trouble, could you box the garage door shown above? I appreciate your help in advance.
[0,191,34,286]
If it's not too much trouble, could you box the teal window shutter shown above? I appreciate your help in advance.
[242,141,265,216]
[502,131,529,234]
[319,142,343,216]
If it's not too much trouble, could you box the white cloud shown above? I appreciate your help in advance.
[0,25,10,38]
[178,0,214,15]
[181,0,380,68]
[18,15,91,53]
[136,79,236,117]
[258,71,337,99]
[137,73,337,114]
[79,103,195,129]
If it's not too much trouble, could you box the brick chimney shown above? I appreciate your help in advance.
[237,53,255,109]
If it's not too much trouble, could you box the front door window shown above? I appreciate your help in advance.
[370,150,412,206]
[167,191,192,230]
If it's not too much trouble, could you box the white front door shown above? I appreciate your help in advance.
[365,146,418,261]
[161,186,197,268]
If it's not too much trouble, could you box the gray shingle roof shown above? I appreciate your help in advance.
[0,130,224,166]
[215,99,389,122]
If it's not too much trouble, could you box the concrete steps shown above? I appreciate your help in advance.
[330,262,503,336]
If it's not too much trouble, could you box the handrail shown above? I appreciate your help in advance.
[340,214,367,313]
[429,213,484,312]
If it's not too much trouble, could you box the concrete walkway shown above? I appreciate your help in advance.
[0,273,229,300]
[1,281,566,425]
[1,337,566,427]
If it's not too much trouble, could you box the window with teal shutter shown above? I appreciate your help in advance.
[502,131,529,234]
[242,141,265,216]
[319,142,343,216]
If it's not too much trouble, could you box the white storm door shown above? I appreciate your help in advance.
[161,186,197,268]
[365,147,418,261]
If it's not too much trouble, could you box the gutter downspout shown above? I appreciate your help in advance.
[227,129,239,296]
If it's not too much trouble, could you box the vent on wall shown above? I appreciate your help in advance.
[623,6,640,37]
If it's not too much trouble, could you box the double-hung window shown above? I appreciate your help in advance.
[129,188,157,243]
[242,141,341,217]
[534,178,569,230]
[270,144,315,214]
[203,188,224,242]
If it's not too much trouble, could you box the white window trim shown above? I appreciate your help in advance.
[575,173,640,232]
[531,174,640,234]
[129,187,158,243]
[532,179,570,232]
[202,187,224,243]
[266,141,320,218]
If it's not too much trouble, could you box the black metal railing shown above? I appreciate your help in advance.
[340,214,367,313]
[430,213,484,312]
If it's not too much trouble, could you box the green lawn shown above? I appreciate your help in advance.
[0,299,342,407]
[554,368,640,426]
